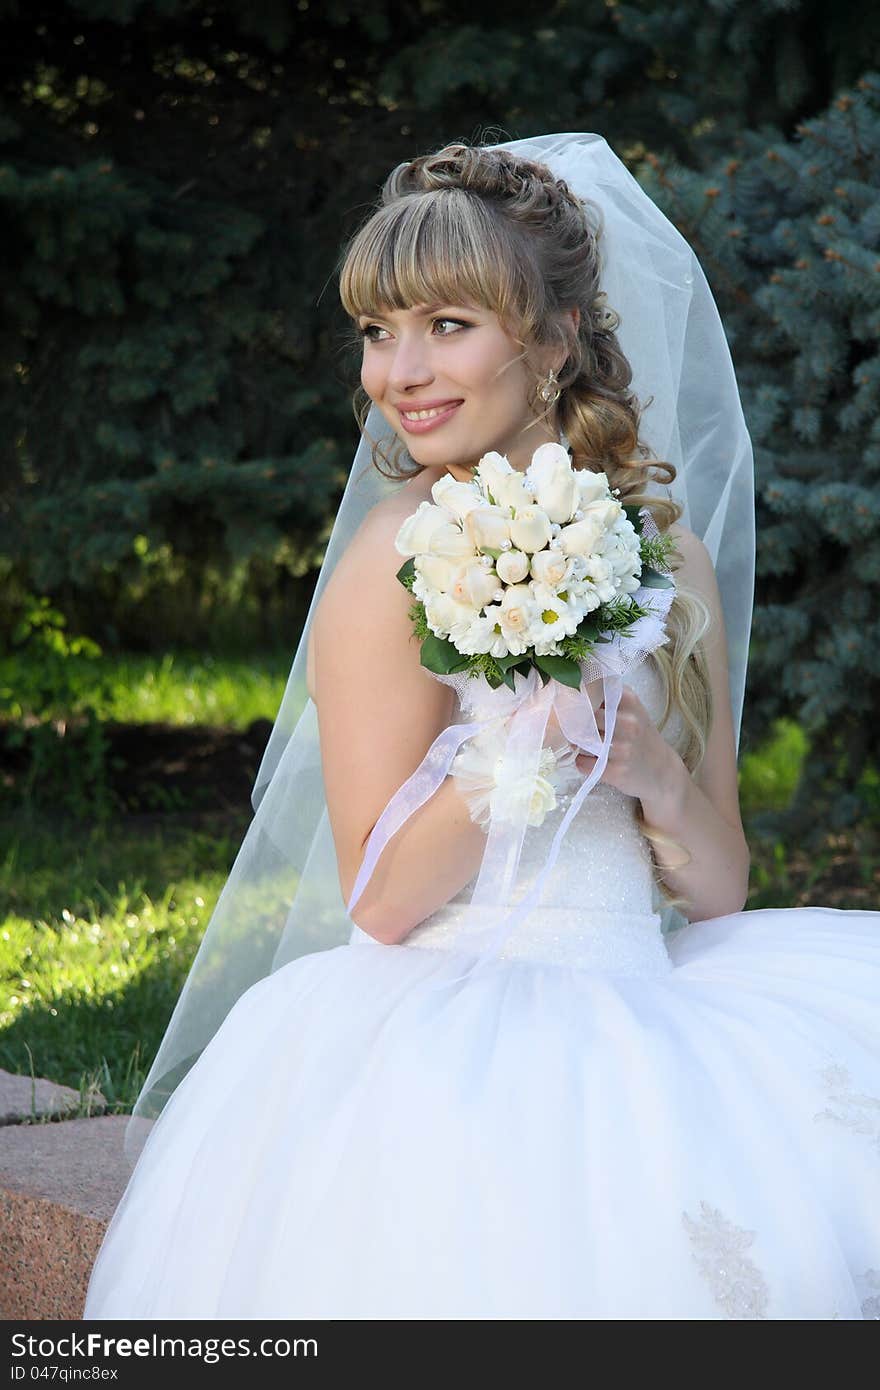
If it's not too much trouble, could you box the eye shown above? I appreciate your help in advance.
[358,316,472,342]
[432,317,470,335]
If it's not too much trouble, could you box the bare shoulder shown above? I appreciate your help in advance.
[667,521,721,607]
[306,468,438,700]
[668,519,711,571]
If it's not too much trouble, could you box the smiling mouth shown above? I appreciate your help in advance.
[399,402,463,420]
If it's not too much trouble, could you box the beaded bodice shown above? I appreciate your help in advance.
[351,658,682,980]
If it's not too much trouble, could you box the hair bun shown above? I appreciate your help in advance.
[384,143,584,225]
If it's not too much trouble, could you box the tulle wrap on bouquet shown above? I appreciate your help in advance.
[347,572,676,987]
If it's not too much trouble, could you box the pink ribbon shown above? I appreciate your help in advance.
[346,663,623,985]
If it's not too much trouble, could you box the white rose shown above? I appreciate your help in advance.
[491,470,532,515]
[475,450,515,501]
[581,497,623,531]
[394,501,452,557]
[451,559,503,610]
[463,505,511,551]
[499,583,539,655]
[508,505,553,554]
[525,442,579,522]
[575,469,610,506]
[414,553,461,593]
[430,473,482,522]
[428,521,479,560]
[530,548,572,587]
[557,515,605,558]
[496,549,530,584]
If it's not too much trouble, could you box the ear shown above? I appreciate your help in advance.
[550,306,580,375]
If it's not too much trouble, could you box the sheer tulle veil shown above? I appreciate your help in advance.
[124,133,755,1166]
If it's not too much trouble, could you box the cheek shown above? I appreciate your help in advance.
[460,343,524,402]
[360,354,384,398]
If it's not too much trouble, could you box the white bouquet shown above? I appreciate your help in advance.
[395,442,673,694]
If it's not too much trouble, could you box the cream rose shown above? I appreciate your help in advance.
[498,583,539,655]
[463,505,511,551]
[575,469,611,506]
[581,497,623,531]
[475,450,515,501]
[394,501,452,557]
[525,442,579,522]
[508,505,553,554]
[530,548,572,587]
[430,473,482,522]
[414,553,461,593]
[451,559,503,610]
[557,515,605,558]
[491,470,532,515]
[428,521,479,561]
[496,549,530,584]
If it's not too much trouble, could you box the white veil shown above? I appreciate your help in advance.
[124,133,755,1166]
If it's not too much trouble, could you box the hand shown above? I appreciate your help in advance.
[572,685,682,807]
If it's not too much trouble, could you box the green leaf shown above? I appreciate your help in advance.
[534,654,582,689]
[575,617,600,642]
[396,557,416,589]
[496,652,524,671]
[624,504,643,533]
[639,565,675,589]
[419,634,463,674]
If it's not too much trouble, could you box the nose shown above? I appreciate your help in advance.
[386,333,434,394]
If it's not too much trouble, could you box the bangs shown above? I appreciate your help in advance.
[339,188,532,327]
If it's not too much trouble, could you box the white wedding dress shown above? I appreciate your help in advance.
[84,661,880,1320]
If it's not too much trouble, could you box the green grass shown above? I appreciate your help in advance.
[1,648,293,729]
[0,813,247,1112]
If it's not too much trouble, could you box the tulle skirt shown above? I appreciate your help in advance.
[84,906,880,1320]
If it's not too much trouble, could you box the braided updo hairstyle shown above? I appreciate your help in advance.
[338,142,712,892]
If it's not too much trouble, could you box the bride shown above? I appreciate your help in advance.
[84,135,880,1321]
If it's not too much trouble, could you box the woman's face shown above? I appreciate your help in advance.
[357,301,563,482]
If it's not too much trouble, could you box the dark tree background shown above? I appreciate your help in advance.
[2,0,880,820]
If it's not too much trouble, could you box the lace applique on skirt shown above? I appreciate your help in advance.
[812,1062,880,1156]
[682,1200,770,1319]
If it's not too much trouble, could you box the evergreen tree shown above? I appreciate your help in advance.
[2,0,876,645]
[637,72,880,825]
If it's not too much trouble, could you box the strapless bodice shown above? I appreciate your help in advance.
[350,658,681,980]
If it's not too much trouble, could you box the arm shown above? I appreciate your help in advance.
[575,524,750,922]
[311,501,488,945]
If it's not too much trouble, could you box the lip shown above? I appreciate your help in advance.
[397,400,463,434]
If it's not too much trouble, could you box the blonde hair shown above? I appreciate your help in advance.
[338,141,712,906]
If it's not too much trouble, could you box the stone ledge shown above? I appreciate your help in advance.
[0,1114,131,1319]
[0,1067,105,1125]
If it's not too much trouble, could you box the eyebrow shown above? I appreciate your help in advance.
[356,302,475,322]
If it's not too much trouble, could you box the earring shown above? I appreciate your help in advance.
[539,368,561,405]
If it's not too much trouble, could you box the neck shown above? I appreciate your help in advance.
[443,418,565,483]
